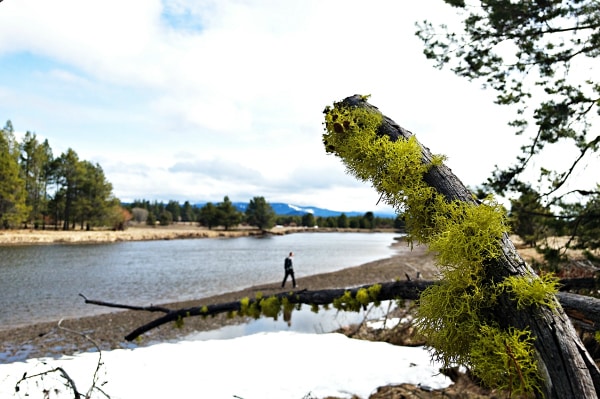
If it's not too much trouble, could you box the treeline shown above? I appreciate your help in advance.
[0,121,125,230]
[1,119,401,232]
[126,196,404,231]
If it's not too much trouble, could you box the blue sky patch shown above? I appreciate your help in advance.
[160,1,205,33]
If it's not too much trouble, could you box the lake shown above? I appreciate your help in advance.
[0,232,402,329]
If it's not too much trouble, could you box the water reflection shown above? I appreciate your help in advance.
[184,301,396,341]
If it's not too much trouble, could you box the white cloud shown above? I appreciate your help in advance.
[0,0,546,213]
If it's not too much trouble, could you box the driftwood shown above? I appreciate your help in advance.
[334,95,600,398]
[81,277,600,340]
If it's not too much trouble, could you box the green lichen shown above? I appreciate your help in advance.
[415,279,492,366]
[322,97,554,396]
[239,296,261,318]
[282,297,295,313]
[238,294,303,321]
[174,313,186,329]
[428,198,507,273]
[470,326,542,397]
[333,291,359,311]
[259,296,281,319]
[333,284,382,311]
[498,274,559,310]
[240,297,250,314]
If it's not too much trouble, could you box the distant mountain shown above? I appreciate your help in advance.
[195,201,396,218]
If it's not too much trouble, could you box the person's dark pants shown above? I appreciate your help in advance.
[282,269,296,288]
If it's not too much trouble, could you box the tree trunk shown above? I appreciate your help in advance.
[341,95,600,398]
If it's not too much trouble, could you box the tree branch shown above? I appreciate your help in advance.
[82,277,600,342]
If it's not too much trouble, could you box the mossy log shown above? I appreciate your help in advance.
[327,95,600,398]
[81,281,430,341]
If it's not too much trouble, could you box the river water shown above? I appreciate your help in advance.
[0,232,402,329]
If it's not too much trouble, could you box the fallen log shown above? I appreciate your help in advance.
[557,292,600,332]
[81,277,600,341]
[81,280,430,341]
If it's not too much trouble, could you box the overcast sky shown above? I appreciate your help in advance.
[0,0,535,213]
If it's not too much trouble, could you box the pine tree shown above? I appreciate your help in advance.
[245,196,275,231]
[0,121,29,228]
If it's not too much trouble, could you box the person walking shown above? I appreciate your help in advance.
[281,251,296,288]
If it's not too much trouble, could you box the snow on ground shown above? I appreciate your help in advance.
[0,331,452,399]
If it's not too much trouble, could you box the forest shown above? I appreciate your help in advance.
[0,121,123,231]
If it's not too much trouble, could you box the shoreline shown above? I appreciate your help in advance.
[0,238,438,363]
[0,225,397,246]
[0,225,277,246]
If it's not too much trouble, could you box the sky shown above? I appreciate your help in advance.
[0,318,454,399]
[0,0,568,213]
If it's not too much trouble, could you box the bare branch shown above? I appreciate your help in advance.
[82,277,600,342]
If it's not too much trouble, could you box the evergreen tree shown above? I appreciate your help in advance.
[0,121,29,227]
[570,187,600,252]
[216,196,241,230]
[76,161,115,229]
[245,196,275,231]
[19,132,53,227]
[197,202,218,229]
[301,212,315,227]
[416,0,600,252]
[363,211,375,230]
[180,201,195,222]
[53,149,83,230]
[337,213,349,228]
[509,185,552,248]
[158,209,173,226]
[166,200,181,223]
[146,210,156,226]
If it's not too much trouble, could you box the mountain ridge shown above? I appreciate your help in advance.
[196,202,397,218]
